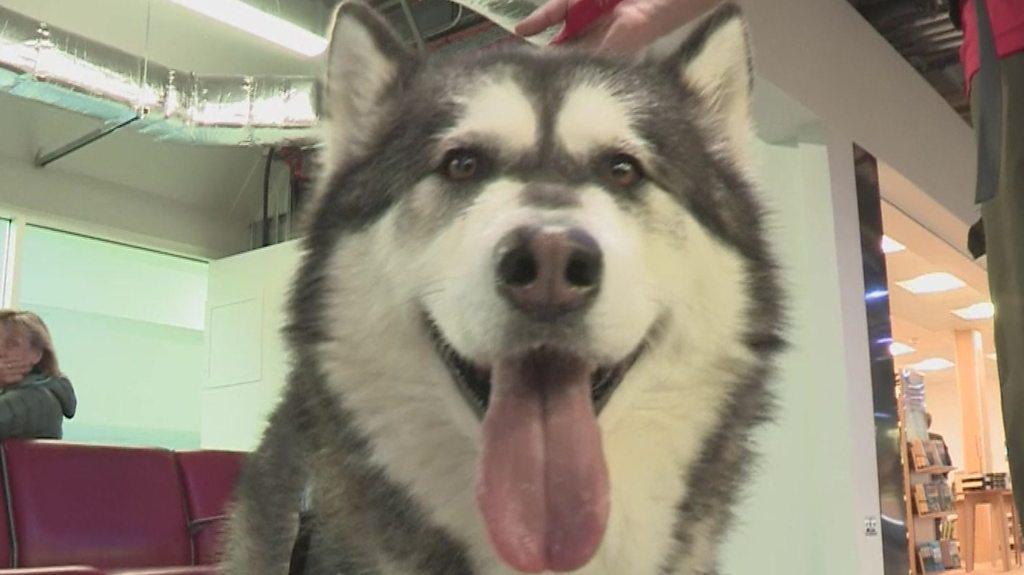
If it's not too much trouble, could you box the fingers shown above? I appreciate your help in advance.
[567,20,613,51]
[515,0,571,37]
[596,20,645,54]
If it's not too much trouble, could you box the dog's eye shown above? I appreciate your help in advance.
[606,154,644,188]
[442,150,480,181]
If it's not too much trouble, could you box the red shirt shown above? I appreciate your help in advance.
[960,0,1024,88]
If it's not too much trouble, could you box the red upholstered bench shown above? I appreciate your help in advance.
[0,440,245,574]
[175,451,245,565]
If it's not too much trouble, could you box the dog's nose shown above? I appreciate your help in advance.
[495,226,603,321]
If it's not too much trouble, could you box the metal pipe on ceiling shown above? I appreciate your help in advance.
[0,5,320,148]
[0,1,541,153]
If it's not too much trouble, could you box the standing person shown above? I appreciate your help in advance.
[950,0,1024,527]
[0,310,76,439]
[516,0,721,53]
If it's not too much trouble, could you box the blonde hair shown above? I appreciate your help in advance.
[0,310,62,378]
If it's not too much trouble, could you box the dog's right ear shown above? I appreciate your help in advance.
[322,2,417,165]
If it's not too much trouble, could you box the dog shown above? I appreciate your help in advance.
[221,2,785,574]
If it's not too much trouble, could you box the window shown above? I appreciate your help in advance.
[0,219,10,306]
[17,226,208,449]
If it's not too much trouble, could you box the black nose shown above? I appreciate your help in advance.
[495,226,603,321]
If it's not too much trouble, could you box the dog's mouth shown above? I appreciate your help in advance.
[425,319,645,419]
[424,315,652,573]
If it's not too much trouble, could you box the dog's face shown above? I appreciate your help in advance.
[302,4,776,573]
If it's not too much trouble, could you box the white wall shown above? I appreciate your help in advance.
[201,239,300,451]
[737,0,976,253]
[719,132,883,574]
[0,155,248,260]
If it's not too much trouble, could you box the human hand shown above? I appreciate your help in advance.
[516,0,719,54]
[0,357,33,386]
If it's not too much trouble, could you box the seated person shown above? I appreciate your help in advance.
[0,310,76,439]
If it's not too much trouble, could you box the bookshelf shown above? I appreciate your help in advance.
[918,511,957,521]
[916,466,957,475]
[898,371,962,573]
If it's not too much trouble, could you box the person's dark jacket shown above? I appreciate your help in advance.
[0,372,77,439]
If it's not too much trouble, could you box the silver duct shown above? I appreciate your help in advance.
[0,5,319,147]
[0,1,551,150]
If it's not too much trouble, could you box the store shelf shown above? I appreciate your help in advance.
[916,510,956,520]
[913,466,957,474]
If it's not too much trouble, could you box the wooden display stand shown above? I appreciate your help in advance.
[956,488,1022,572]
[898,373,962,573]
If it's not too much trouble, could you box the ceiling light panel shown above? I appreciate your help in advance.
[912,357,955,372]
[896,272,966,295]
[952,302,995,320]
[881,235,906,254]
[889,342,916,357]
[167,0,328,57]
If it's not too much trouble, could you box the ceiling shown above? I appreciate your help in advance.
[847,0,970,123]
[0,0,324,75]
[0,0,330,226]
[880,200,997,390]
[0,0,498,231]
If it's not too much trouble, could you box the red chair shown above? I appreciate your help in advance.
[174,450,246,565]
[2,441,191,570]
[0,441,245,574]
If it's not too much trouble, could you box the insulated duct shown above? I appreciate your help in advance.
[0,1,549,150]
[0,5,319,147]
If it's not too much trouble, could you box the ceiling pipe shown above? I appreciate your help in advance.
[0,6,320,149]
[0,1,547,155]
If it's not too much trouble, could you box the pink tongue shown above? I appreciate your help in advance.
[477,351,610,573]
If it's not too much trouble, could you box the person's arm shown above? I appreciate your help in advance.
[0,380,67,439]
[516,0,722,53]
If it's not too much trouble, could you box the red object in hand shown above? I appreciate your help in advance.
[550,0,626,45]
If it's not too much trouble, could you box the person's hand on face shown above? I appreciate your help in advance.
[0,356,34,386]
[0,328,41,386]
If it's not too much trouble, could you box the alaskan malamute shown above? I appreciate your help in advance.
[223,2,785,574]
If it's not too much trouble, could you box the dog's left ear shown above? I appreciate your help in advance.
[322,2,417,164]
[664,4,752,156]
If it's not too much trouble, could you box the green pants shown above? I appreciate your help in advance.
[973,51,1024,526]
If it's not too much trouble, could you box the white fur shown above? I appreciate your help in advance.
[679,18,753,163]
[444,78,539,155]
[318,10,401,205]
[556,83,648,160]
[318,178,754,574]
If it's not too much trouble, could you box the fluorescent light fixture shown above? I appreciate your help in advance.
[952,302,995,320]
[889,342,916,357]
[167,0,328,57]
[881,235,906,254]
[911,357,955,372]
[896,272,966,294]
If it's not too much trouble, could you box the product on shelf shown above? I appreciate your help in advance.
[940,539,961,570]
[917,541,945,573]
[961,472,1009,492]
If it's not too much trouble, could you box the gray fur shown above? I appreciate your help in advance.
[223,3,784,574]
